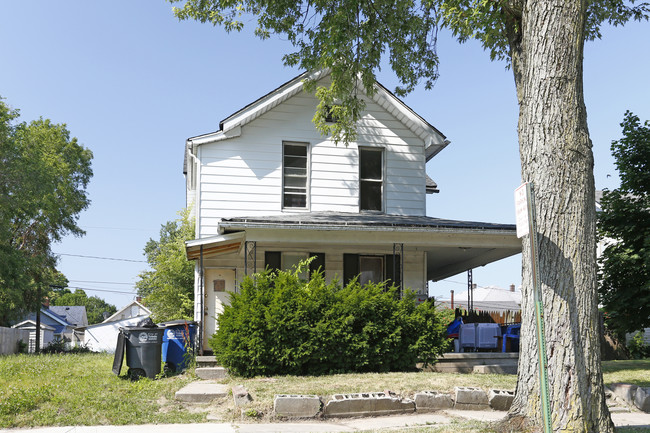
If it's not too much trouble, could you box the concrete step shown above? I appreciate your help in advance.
[175,381,229,403]
[196,355,220,368]
[196,366,229,380]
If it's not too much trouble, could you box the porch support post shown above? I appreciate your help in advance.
[199,245,204,356]
[245,241,256,276]
[392,243,404,298]
[467,268,473,312]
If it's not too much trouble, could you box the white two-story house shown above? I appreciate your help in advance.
[183,70,521,353]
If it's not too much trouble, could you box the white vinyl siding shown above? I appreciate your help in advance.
[195,79,427,238]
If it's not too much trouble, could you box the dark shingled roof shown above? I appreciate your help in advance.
[220,211,515,232]
[425,174,439,194]
[49,306,87,328]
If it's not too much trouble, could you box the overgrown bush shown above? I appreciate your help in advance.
[628,331,650,359]
[209,263,448,377]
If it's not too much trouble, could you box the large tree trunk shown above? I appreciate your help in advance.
[506,0,614,431]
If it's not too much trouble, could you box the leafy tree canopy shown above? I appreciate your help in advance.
[136,208,195,322]
[51,288,117,325]
[598,111,650,336]
[168,0,648,142]
[0,97,93,326]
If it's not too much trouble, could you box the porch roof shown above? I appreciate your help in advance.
[219,212,515,233]
[188,212,521,281]
[185,231,245,260]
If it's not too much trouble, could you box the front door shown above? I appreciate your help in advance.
[203,268,236,352]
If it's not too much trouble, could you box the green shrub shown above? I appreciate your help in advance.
[628,331,650,359]
[209,262,448,377]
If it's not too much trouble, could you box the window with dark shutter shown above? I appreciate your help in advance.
[309,252,325,278]
[265,251,282,273]
[359,148,383,211]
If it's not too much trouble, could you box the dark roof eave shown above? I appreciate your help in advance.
[219,213,516,234]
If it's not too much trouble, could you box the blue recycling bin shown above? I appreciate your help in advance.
[160,320,196,373]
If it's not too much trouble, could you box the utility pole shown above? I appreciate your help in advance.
[35,285,41,354]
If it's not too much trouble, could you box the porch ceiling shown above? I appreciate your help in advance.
[185,232,245,260]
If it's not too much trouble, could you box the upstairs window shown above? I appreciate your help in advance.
[359,147,383,211]
[283,142,309,209]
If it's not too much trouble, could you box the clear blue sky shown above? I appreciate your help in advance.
[1,2,648,308]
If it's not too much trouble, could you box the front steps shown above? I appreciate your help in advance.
[175,355,229,402]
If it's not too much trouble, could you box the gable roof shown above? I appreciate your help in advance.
[49,306,88,328]
[40,308,74,327]
[185,70,449,161]
[12,320,56,331]
[102,300,151,323]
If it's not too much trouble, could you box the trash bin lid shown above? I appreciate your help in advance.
[157,319,197,327]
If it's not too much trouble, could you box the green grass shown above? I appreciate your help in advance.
[603,359,650,387]
[0,352,205,428]
[1,354,648,429]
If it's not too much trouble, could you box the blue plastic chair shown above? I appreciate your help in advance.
[502,324,521,352]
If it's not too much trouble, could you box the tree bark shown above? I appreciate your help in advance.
[506,0,614,431]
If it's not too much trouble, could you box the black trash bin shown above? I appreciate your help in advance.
[112,326,164,380]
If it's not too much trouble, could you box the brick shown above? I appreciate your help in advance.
[488,389,515,411]
[454,387,489,410]
[414,391,453,411]
[323,392,415,418]
[274,394,322,418]
[232,385,252,407]
[634,387,650,412]
[609,383,639,407]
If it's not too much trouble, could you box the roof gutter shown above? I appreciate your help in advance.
[219,220,516,235]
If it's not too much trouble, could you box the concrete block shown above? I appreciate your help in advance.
[195,367,228,380]
[323,392,415,418]
[274,395,322,418]
[634,387,650,412]
[609,383,639,407]
[488,389,515,411]
[232,385,252,407]
[454,387,490,410]
[414,391,453,411]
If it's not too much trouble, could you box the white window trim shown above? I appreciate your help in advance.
[282,141,311,211]
[359,146,385,213]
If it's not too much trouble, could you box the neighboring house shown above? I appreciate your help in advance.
[81,300,151,353]
[440,284,521,313]
[11,321,55,352]
[183,70,522,353]
[15,304,83,347]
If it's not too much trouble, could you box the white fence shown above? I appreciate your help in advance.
[0,327,31,355]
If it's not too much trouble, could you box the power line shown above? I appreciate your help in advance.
[65,286,137,295]
[68,280,135,286]
[80,225,154,232]
[54,252,147,263]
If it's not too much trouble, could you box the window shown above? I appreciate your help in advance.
[359,148,383,211]
[343,253,401,288]
[283,142,308,208]
[359,256,383,286]
[324,105,339,123]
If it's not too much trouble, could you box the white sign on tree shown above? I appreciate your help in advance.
[514,183,530,238]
